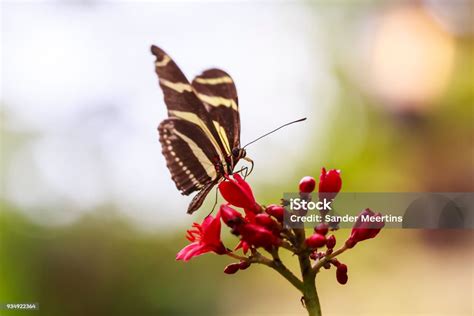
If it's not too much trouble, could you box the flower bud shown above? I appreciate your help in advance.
[240,224,281,250]
[299,176,316,193]
[255,213,279,233]
[239,261,251,270]
[314,223,329,235]
[336,263,348,285]
[310,251,324,260]
[220,205,244,229]
[265,204,285,222]
[345,238,356,249]
[326,235,336,249]
[305,233,326,248]
[224,263,241,274]
[318,168,342,201]
[345,208,384,248]
[255,213,275,227]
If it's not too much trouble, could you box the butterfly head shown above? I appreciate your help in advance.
[232,147,246,160]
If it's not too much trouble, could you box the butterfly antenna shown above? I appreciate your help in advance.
[242,117,307,149]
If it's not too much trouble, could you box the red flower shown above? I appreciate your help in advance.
[345,208,384,248]
[234,240,250,255]
[318,168,342,201]
[254,213,280,233]
[240,223,281,250]
[220,204,244,229]
[265,204,285,222]
[176,214,227,261]
[219,174,260,212]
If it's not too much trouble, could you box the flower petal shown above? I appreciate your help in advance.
[176,242,201,261]
[219,175,258,211]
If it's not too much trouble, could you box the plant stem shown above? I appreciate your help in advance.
[228,250,304,292]
[226,252,247,261]
[294,228,322,316]
[313,245,348,273]
[254,251,304,292]
[280,241,297,252]
[302,272,321,316]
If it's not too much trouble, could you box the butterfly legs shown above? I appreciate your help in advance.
[232,156,254,180]
[234,166,250,179]
[206,185,220,217]
[242,156,254,178]
[205,160,252,217]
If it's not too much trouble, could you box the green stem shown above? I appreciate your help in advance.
[254,251,304,292]
[294,228,322,316]
[228,251,304,292]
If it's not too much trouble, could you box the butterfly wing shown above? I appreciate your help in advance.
[151,45,230,172]
[158,118,221,213]
[158,118,218,193]
[191,69,240,155]
[152,45,234,213]
[188,180,218,214]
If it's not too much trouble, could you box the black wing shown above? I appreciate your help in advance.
[151,45,229,169]
[188,180,218,214]
[192,69,240,155]
[158,119,221,213]
[158,118,219,194]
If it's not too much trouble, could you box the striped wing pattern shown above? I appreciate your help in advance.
[158,118,217,195]
[192,69,240,154]
[151,45,241,214]
[151,46,228,164]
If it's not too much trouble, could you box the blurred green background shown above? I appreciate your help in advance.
[1,1,473,315]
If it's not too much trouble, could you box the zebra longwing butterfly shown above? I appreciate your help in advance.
[151,45,247,214]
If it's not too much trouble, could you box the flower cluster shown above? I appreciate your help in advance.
[176,168,384,315]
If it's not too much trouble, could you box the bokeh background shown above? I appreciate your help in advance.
[1,0,473,315]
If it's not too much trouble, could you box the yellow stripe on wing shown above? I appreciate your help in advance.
[159,78,193,93]
[195,76,233,85]
[155,55,171,67]
[174,130,217,180]
[169,110,229,172]
[196,93,238,111]
[213,120,231,154]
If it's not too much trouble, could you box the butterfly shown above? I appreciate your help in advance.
[151,45,249,214]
